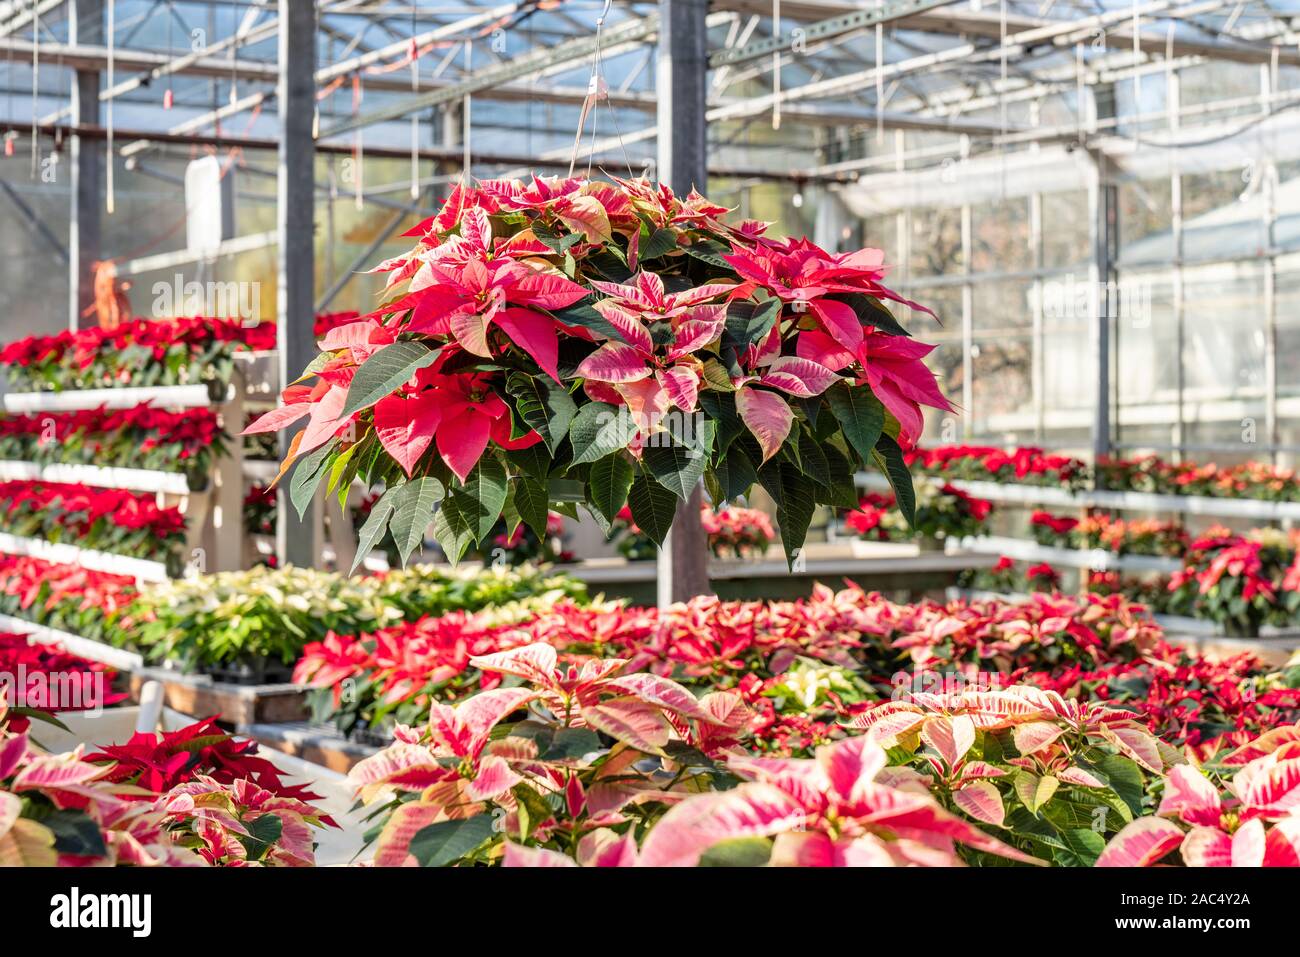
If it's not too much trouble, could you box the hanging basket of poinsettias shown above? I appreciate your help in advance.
[246,175,954,571]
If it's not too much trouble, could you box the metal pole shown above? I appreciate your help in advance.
[1087,147,1116,479]
[656,0,711,606]
[276,0,319,568]
[68,0,103,330]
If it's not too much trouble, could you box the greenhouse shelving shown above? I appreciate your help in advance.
[0,460,193,495]
[953,534,1183,574]
[2,382,221,414]
[0,613,143,671]
[856,472,1300,521]
[0,531,170,582]
[0,375,248,575]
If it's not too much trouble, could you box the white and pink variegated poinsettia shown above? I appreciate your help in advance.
[345,642,755,867]
[243,175,954,569]
[506,735,1044,868]
[1097,722,1300,867]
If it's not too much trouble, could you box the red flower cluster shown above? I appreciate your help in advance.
[85,716,326,805]
[1024,562,1062,590]
[1031,510,1188,556]
[845,481,992,542]
[1030,510,1077,537]
[0,481,186,560]
[906,445,1088,487]
[0,317,275,392]
[698,504,775,558]
[312,311,362,338]
[844,493,894,538]
[1034,640,1300,759]
[1166,528,1300,631]
[0,632,128,724]
[0,403,224,470]
[0,316,274,369]
[295,586,1176,743]
[0,554,136,641]
[1097,454,1299,502]
[613,502,775,560]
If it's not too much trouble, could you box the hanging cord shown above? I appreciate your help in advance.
[409,6,420,199]
[568,0,634,179]
[773,0,782,131]
[998,0,1007,140]
[229,28,239,109]
[462,40,472,182]
[875,0,883,142]
[5,30,14,155]
[30,3,39,177]
[1132,0,1141,120]
[164,2,174,108]
[352,73,364,210]
[106,0,115,213]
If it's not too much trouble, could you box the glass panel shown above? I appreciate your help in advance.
[1179,61,1260,110]
[972,278,1033,335]
[1181,169,1267,263]
[920,338,965,445]
[970,197,1031,273]
[1041,190,1089,268]
[1181,262,1267,450]
[907,206,964,278]
[970,336,1034,440]
[1118,175,1173,266]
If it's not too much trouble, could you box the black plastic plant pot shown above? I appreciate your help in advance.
[203,658,295,686]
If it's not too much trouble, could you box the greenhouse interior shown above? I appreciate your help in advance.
[0,0,1298,895]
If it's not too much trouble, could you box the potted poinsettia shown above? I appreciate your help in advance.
[246,175,952,573]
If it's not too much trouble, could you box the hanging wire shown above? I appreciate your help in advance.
[1075,41,1085,144]
[6,26,15,156]
[164,2,174,109]
[875,0,883,142]
[772,0,782,131]
[998,0,1007,140]
[30,4,39,178]
[1132,0,1141,119]
[564,0,635,179]
[106,0,115,213]
[230,23,240,107]
[462,40,472,182]
[352,73,364,210]
[409,6,420,200]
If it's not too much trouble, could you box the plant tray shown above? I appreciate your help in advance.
[128,666,308,726]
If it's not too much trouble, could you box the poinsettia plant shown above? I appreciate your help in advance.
[246,175,951,569]
[1097,725,1300,867]
[1167,527,1300,635]
[0,480,187,564]
[347,641,750,866]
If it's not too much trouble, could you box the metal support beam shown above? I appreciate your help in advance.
[320,14,660,138]
[68,0,103,331]
[709,0,956,68]
[276,0,319,568]
[1088,149,1117,475]
[656,0,711,607]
